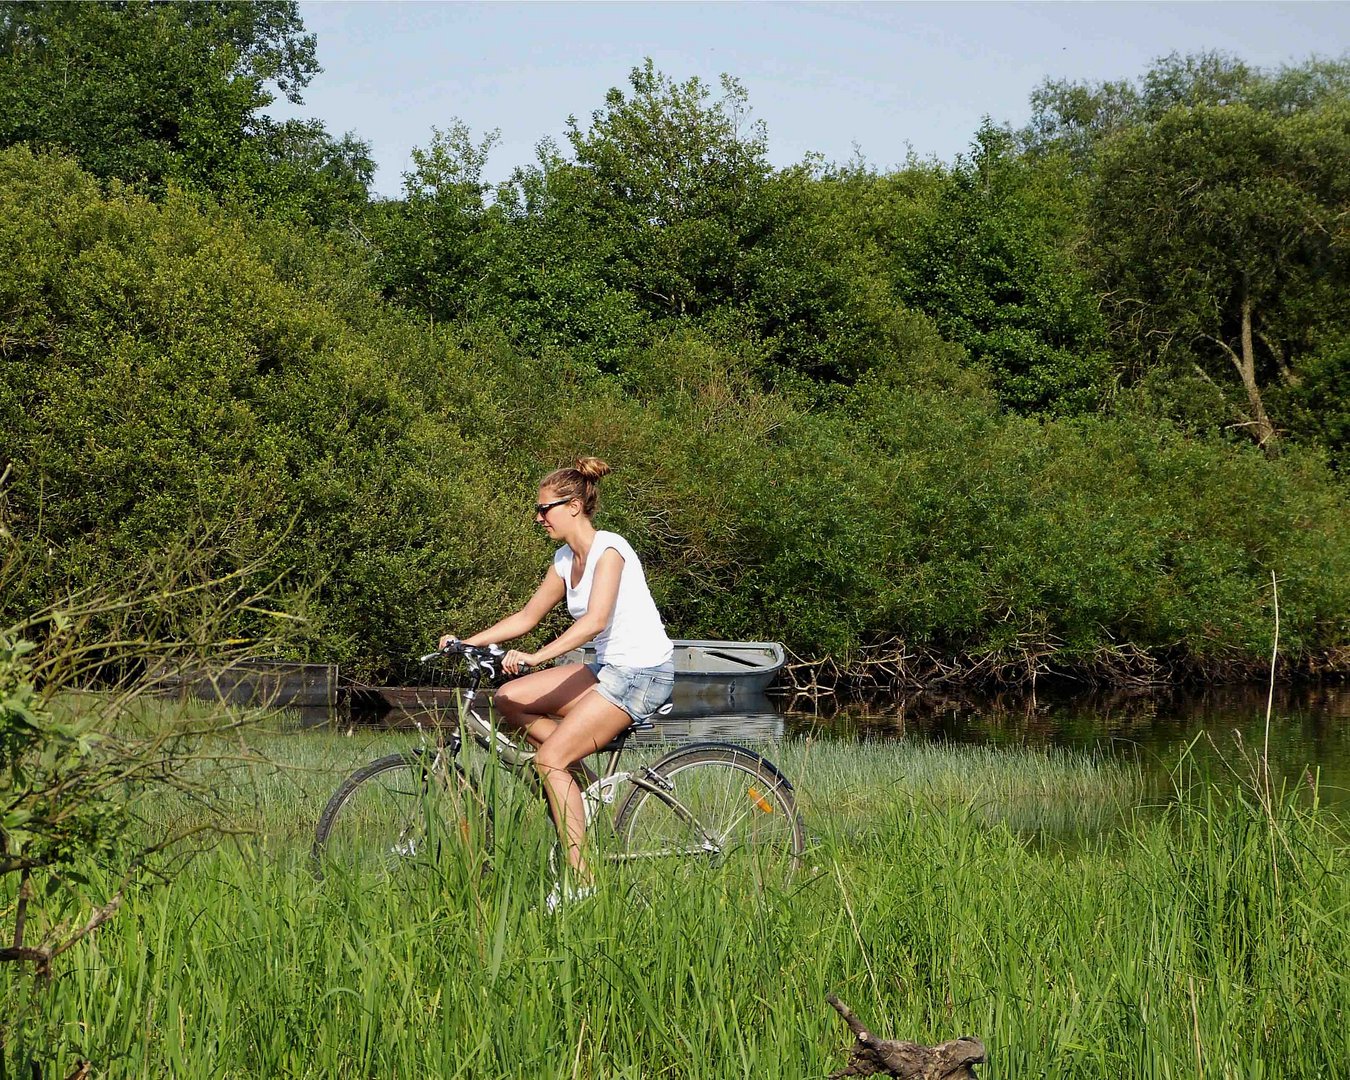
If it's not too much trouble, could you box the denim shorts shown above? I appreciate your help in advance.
[585,660,675,723]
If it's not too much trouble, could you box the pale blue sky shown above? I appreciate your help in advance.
[266,2,1350,196]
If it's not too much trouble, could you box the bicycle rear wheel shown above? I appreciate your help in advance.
[613,742,805,890]
[312,751,491,879]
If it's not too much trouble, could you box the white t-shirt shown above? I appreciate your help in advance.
[553,531,673,667]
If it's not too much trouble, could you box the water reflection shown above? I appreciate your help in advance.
[298,686,786,745]
[782,681,1350,808]
[629,690,784,746]
[291,679,1350,809]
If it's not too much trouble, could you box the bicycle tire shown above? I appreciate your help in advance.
[612,742,805,889]
[312,751,491,878]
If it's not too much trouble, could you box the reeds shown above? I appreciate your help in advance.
[4,725,1346,1078]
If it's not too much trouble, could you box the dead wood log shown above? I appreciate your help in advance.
[826,993,985,1079]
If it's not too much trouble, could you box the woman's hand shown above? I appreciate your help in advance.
[502,649,538,675]
[437,633,459,651]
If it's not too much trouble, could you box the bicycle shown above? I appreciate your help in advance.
[312,642,806,890]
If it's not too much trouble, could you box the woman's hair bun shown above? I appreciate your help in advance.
[575,456,611,481]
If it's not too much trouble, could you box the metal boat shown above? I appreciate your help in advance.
[563,639,787,702]
[351,640,788,726]
[152,659,338,710]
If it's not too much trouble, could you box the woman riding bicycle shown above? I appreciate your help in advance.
[441,457,674,899]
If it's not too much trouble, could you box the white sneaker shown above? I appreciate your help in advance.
[543,882,595,914]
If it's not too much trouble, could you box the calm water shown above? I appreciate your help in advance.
[778,680,1350,810]
[615,681,1350,810]
[326,680,1350,810]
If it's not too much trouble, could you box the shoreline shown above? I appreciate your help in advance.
[781,641,1350,695]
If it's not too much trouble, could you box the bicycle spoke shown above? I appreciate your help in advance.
[613,745,804,891]
[313,754,491,880]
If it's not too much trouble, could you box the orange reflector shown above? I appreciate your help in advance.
[748,787,774,813]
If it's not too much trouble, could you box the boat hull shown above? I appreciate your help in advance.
[153,660,338,710]
[563,639,786,701]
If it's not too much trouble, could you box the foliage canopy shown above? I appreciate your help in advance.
[0,1,371,224]
[0,26,1345,680]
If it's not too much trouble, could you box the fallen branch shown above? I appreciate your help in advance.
[1,890,124,979]
[826,993,985,1079]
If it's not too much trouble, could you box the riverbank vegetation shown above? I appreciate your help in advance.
[3,712,1346,1077]
[1,2,1347,684]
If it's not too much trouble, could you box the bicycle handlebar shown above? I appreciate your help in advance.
[418,641,504,665]
[415,640,537,766]
[420,641,533,687]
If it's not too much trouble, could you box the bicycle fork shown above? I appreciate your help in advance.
[617,766,725,858]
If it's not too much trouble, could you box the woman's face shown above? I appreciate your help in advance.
[534,486,574,537]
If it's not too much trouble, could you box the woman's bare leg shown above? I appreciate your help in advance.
[534,691,633,882]
[492,663,596,744]
[491,664,602,785]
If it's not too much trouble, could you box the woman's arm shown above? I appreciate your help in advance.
[444,569,565,649]
[515,548,624,668]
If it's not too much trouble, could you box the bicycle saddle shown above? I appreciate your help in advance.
[596,701,673,752]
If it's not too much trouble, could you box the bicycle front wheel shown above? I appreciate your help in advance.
[613,742,805,890]
[312,751,491,879]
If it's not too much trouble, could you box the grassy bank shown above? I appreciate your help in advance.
[3,725,1347,1078]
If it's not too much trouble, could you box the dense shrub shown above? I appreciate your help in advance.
[1,148,1346,682]
[0,149,536,678]
[500,322,1350,674]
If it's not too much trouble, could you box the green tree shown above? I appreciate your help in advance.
[490,144,650,372]
[560,59,771,322]
[0,1,370,222]
[387,62,906,384]
[892,123,1110,414]
[526,63,928,384]
[370,121,502,321]
[0,148,534,676]
[1278,338,1350,470]
[250,118,375,228]
[1088,100,1350,449]
[1025,51,1350,161]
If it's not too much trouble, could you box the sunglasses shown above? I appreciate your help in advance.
[534,496,573,517]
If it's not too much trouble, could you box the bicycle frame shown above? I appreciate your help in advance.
[422,643,685,836]
[314,643,804,877]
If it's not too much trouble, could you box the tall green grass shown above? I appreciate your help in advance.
[3,728,1346,1078]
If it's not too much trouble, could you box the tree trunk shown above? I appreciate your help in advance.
[1234,276,1276,451]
